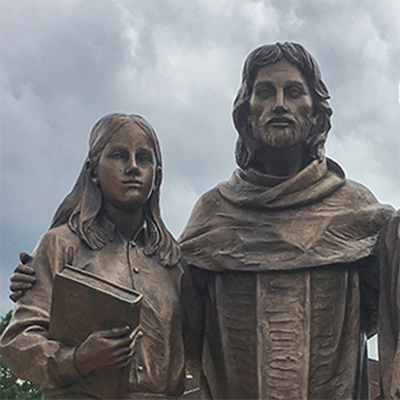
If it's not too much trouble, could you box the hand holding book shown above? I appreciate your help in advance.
[74,325,142,377]
[49,265,143,398]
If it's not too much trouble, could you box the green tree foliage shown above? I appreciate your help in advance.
[0,310,43,399]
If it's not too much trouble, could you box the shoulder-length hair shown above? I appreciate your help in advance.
[51,113,180,267]
[233,42,333,169]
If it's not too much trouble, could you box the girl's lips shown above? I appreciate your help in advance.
[122,180,143,187]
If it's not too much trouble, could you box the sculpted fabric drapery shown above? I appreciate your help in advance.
[378,210,400,399]
[1,219,186,399]
[180,158,394,400]
[180,158,393,273]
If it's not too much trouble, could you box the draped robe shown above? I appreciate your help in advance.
[180,158,394,400]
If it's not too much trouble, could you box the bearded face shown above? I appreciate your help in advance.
[248,59,315,150]
[250,111,314,149]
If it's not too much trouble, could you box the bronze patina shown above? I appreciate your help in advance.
[180,43,396,399]
[3,44,399,400]
[1,114,186,399]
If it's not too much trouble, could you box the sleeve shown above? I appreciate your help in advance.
[378,210,400,399]
[0,229,82,389]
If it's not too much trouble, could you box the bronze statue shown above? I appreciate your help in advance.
[179,43,396,399]
[0,114,186,399]
[378,210,400,399]
[5,44,399,400]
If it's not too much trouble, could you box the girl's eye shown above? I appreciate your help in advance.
[138,154,152,162]
[110,152,123,159]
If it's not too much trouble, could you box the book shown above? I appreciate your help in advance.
[49,265,143,399]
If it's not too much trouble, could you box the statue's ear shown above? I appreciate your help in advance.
[155,166,162,188]
[312,112,324,132]
[88,160,99,185]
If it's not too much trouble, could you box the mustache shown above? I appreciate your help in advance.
[256,113,314,130]
[266,116,296,124]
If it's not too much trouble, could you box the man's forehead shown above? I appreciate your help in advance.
[253,59,307,85]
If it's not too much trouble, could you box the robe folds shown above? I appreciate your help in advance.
[180,158,394,400]
[378,210,400,399]
[1,220,186,399]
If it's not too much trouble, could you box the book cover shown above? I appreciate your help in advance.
[49,265,143,399]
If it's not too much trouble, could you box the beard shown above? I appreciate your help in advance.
[251,115,313,149]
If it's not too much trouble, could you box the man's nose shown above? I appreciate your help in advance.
[272,90,288,114]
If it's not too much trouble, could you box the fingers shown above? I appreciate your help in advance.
[103,326,143,358]
[111,357,133,369]
[129,326,141,340]
[101,326,132,339]
[66,246,75,266]
[19,252,33,265]
[11,270,36,283]
[76,326,144,373]
[10,282,34,292]
[113,345,134,359]
[109,347,135,368]
[130,326,144,349]
[10,291,23,302]
[9,264,36,302]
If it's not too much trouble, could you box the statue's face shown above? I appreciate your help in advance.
[96,123,156,212]
[249,59,314,149]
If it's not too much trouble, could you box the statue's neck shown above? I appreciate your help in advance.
[101,203,144,241]
[252,144,308,177]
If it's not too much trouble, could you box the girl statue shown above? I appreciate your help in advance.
[0,113,187,400]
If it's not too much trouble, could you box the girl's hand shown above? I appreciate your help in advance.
[73,326,143,377]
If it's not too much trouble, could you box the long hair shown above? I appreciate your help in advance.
[233,42,333,169]
[51,113,180,267]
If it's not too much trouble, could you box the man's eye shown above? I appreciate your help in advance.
[287,88,302,98]
[257,89,273,99]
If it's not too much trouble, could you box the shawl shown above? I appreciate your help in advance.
[179,158,394,272]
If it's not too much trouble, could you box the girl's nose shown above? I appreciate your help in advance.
[125,156,139,174]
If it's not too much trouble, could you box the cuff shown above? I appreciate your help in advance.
[54,345,83,387]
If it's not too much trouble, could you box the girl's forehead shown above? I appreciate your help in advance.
[107,123,153,149]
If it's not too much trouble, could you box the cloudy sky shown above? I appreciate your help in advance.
[1,0,399,359]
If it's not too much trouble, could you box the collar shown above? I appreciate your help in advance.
[98,216,149,247]
[218,158,346,210]
[131,219,149,246]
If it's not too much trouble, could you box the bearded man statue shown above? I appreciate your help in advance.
[180,42,395,400]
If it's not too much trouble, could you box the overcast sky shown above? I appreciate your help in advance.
[1,0,399,359]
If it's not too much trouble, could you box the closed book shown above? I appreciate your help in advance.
[49,265,142,399]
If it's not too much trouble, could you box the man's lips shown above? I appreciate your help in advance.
[267,117,295,127]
